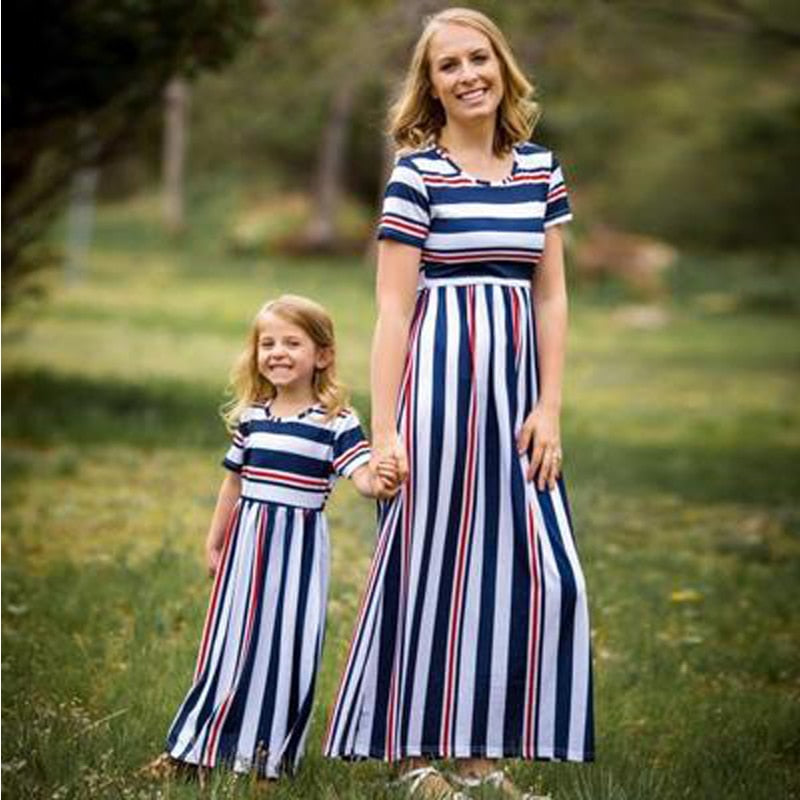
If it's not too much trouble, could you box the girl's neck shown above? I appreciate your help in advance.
[269,388,318,416]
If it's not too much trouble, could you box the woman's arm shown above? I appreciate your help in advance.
[370,239,421,492]
[205,471,241,576]
[517,225,569,490]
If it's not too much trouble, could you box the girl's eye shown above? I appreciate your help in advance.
[473,53,488,63]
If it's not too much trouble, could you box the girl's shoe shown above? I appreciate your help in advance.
[449,768,551,800]
[397,766,470,799]
[139,753,197,782]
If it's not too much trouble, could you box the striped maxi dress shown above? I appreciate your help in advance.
[166,403,370,778]
[324,143,594,763]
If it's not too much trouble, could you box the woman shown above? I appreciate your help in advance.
[325,8,594,798]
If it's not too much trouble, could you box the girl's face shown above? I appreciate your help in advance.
[256,312,329,396]
[427,23,504,130]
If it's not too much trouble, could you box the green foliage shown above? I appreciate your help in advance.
[2,0,260,302]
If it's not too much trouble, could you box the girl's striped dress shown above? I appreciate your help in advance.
[324,143,594,762]
[166,403,370,778]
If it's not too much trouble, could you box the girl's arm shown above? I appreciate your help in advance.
[517,225,569,490]
[370,239,421,492]
[206,471,241,576]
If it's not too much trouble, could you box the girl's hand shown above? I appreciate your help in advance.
[516,403,563,491]
[372,457,401,497]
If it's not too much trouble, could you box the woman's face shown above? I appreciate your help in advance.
[427,23,504,129]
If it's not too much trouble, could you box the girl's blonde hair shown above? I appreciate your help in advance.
[389,7,539,156]
[222,294,348,429]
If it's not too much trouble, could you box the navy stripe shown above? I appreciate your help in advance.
[471,285,499,746]
[539,489,577,756]
[432,216,543,234]
[424,262,534,281]
[429,183,548,205]
[377,228,426,248]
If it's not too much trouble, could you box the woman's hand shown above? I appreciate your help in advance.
[516,403,563,491]
[370,431,409,499]
[206,541,223,578]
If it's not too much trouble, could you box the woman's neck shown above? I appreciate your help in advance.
[438,118,496,159]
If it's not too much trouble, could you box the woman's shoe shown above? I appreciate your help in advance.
[450,768,551,799]
[397,766,469,799]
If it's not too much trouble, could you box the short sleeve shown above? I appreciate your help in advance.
[332,411,371,478]
[222,420,247,473]
[544,154,573,228]
[377,157,431,248]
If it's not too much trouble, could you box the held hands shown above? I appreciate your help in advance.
[516,403,563,491]
[369,432,409,500]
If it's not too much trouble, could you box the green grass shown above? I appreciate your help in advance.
[3,187,800,799]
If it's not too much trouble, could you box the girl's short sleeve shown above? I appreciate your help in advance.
[377,158,431,249]
[544,154,573,228]
[332,411,371,478]
[222,420,247,473]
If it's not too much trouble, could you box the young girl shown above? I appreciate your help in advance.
[147,294,397,783]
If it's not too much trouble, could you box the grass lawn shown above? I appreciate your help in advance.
[3,188,799,799]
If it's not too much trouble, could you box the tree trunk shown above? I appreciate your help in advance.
[163,77,189,234]
[304,77,356,251]
[65,123,100,285]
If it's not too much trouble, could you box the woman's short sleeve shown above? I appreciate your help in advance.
[332,411,371,478]
[222,420,247,472]
[544,155,573,228]
[377,158,431,249]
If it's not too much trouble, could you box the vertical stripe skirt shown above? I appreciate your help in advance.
[324,276,594,762]
[166,498,329,777]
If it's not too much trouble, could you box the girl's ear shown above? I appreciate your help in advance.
[315,347,333,370]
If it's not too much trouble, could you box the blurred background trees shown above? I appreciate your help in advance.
[3,0,799,301]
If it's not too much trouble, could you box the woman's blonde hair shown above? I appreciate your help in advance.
[389,7,539,156]
[222,294,348,429]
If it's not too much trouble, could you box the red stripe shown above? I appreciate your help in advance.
[334,440,370,470]
[380,215,428,237]
[194,501,241,681]
[422,250,540,265]
[524,504,541,757]
[423,176,473,186]
[241,466,327,489]
[441,286,479,755]
[547,185,567,202]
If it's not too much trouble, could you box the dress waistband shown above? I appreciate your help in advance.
[418,260,533,289]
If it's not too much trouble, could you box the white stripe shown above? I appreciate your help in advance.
[426,231,545,252]
[420,275,530,289]
[435,201,546,219]
[382,195,429,224]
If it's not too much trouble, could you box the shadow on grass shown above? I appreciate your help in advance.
[2,368,371,450]
[566,435,800,509]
